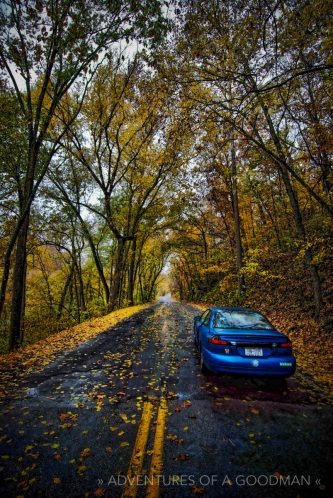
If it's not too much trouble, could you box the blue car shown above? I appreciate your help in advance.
[194,307,296,376]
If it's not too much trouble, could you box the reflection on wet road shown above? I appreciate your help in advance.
[0,303,332,498]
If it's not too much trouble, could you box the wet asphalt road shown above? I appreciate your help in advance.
[0,302,332,498]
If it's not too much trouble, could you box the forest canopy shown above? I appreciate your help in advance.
[0,0,332,351]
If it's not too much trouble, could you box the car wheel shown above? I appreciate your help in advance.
[199,346,209,374]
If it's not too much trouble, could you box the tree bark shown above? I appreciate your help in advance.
[230,128,245,299]
[127,237,137,306]
[57,263,74,319]
[51,181,110,305]
[109,237,127,311]
[9,214,29,349]
[259,99,322,316]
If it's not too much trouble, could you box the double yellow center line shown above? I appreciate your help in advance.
[122,397,168,498]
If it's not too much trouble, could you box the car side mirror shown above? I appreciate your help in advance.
[195,315,202,322]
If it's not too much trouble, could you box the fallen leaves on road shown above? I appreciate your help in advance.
[192,484,205,495]
[167,433,184,444]
[94,488,106,497]
[0,304,149,398]
[79,448,91,458]
[76,464,88,475]
[58,411,78,421]
[173,452,190,461]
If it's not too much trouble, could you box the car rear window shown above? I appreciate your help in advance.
[214,310,274,330]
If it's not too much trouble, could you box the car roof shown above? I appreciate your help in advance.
[209,307,257,312]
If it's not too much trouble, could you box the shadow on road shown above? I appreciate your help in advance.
[195,354,329,405]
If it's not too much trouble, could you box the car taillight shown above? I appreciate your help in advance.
[209,336,228,345]
[281,342,292,348]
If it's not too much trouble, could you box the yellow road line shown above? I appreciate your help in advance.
[146,397,168,498]
[122,401,153,498]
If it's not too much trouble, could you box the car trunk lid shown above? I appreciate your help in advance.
[210,330,289,357]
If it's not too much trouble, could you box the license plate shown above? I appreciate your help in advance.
[245,348,263,356]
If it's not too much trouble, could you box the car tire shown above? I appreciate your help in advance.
[199,346,209,374]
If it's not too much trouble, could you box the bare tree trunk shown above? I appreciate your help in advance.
[280,166,322,316]
[128,237,137,306]
[9,135,39,349]
[38,252,53,313]
[0,232,16,318]
[230,128,245,299]
[109,237,126,311]
[73,271,80,322]
[57,263,74,319]
[9,215,29,349]
[259,100,322,316]
[303,67,332,194]
[74,253,86,312]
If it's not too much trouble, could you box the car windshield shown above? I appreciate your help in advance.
[213,310,274,330]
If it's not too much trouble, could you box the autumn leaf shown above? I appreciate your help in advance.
[58,412,78,421]
[251,408,259,415]
[17,480,30,491]
[80,448,91,458]
[76,465,88,474]
[94,488,105,497]
[59,423,73,429]
[29,452,39,460]
[173,453,190,461]
[192,484,205,495]
[167,434,184,444]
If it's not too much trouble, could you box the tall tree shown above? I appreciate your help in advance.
[0,0,169,348]
[158,0,333,315]
[53,58,190,310]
